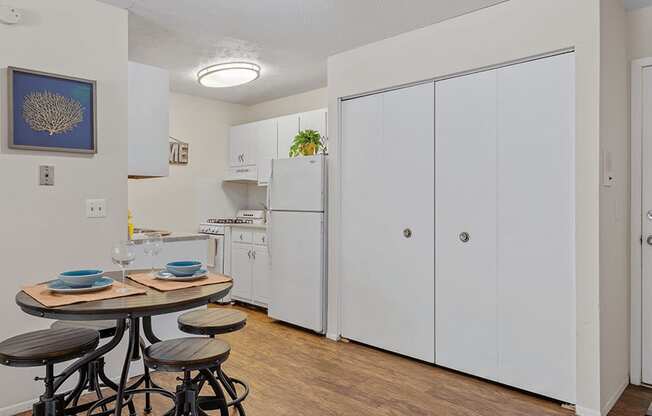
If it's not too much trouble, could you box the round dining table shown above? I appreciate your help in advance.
[15,269,232,416]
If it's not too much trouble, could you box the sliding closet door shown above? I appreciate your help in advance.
[340,83,435,362]
[435,70,499,380]
[496,53,575,403]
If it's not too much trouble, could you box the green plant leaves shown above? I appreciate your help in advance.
[289,129,324,157]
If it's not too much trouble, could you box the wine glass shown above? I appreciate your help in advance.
[111,240,136,293]
[143,233,164,275]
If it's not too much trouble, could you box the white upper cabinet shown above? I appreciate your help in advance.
[277,114,300,159]
[299,109,328,139]
[226,109,326,185]
[128,61,169,178]
[229,123,252,167]
[254,119,278,184]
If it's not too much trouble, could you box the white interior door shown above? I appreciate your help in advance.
[435,70,499,380]
[641,65,652,384]
[495,53,575,403]
[435,52,575,402]
[340,83,435,363]
[269,211,324,332]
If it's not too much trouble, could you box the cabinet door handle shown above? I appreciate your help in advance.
[252,250,256,260]
[459,232,470,243]
[247,250,252,259]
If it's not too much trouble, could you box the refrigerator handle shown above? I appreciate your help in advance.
[267,213,272,257]
[266,160,273,256]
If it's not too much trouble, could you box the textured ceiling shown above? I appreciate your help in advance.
[99,0,506,105]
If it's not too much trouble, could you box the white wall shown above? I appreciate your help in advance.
[599,1,630,414]
[0,0,128,413]
[327,0,601,413]
[128,92,248,231]
[627,4,652,59]
[243,87,327,123]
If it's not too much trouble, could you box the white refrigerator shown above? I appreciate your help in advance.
[267,155,326,333]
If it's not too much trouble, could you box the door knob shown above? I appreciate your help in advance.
[403,228,412,238]
[647,235,652,246]
[459,232,470,243]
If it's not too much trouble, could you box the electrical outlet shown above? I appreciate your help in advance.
[39,165,54,186]
[86,199,106,218]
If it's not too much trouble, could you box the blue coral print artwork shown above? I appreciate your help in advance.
[10,69,95,152]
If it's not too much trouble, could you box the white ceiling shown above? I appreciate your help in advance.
[99,0,506,105]
[625,0,652,10]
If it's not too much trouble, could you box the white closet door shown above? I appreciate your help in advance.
[496,53,575,403]
[341,83,435,363]
[435,70,499,380]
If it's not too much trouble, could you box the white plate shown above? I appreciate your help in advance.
[155,269,208,282]
[48,277,114,294]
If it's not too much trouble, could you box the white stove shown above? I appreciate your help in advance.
[204,210,266,226]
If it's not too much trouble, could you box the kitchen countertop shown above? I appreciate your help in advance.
[131,232,209,244]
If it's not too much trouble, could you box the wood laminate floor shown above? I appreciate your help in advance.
[15,305,652,415]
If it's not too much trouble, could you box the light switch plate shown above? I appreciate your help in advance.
[39,165,54,186]
[86,199,106,218]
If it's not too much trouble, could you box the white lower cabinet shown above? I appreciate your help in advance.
[251,248,271,305]
[230,228,270,307]
[231,243,253,300]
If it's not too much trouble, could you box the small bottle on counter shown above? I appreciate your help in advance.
[128,209,134,240]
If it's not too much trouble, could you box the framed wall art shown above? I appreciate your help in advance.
[8,66,97,153]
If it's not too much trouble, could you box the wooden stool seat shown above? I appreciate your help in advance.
[178,308,247,336]
[144,337,231,372]
[0,328,99,367]
[50,319,118,339]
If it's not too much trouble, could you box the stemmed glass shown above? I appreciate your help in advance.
[143,233,164,275]
[111,240,136,293]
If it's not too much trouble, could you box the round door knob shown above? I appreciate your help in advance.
[403,228,412,238]
[459,232,470,243]
[647,235,652,246]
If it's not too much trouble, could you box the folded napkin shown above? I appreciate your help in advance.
[22,280,146,308]
[127,271,232,292]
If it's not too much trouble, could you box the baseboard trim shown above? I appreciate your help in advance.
[575,405,601,416]
[600,376,629,416]
[326,332,340,341]
[0,367,144,416]
[0,398,35,416]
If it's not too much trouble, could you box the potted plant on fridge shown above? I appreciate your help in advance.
[289,129,326,157]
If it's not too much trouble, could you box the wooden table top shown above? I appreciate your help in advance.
[15,270,232,320]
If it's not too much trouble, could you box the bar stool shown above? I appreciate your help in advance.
[0,327,99,416]
[177,308,249,415]
[143,337,232,416]
[50,320,139,415]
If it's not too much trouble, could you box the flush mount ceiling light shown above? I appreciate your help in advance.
[197,62,261,88]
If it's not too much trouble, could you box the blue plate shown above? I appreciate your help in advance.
[48,277,114,294]
[155,269,208,281]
